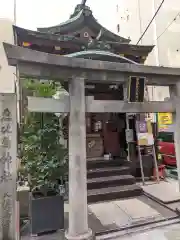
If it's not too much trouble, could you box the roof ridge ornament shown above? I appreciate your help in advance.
[70,0,90,18]
[81,0,87,6]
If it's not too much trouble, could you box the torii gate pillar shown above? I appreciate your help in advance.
[170,82,180,192]
[65,77,92,240]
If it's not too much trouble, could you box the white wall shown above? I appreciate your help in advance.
[116,0,180,67]
[115,0,180,100]
[154,0,180,67]
[0,19,15,93]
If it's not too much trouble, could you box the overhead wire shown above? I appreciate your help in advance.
[136,0,165,45]
[156,12,180,40]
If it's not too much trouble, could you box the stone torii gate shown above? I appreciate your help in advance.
[3,43,180,240]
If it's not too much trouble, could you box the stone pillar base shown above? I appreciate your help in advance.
[65,229,93,240]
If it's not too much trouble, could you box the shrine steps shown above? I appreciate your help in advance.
[87,158,129,169]
[87,184,142,203]
[87,166,129,178]
[87,159,142,203]
[87,175,135,189]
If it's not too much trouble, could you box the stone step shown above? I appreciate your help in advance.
[87,184,142,203]
[87,175,135,190]
[87,166,130,178]
[87,158,128,170]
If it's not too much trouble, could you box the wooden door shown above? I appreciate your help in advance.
[103,115,120,157]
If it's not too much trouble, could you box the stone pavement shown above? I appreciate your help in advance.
[22,222,180,240]
[142,180,180,204]
[21,196,177,239]
[89,198,162,227]
[117,223,180,240]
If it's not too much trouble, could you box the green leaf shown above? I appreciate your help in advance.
[21,79,68,193]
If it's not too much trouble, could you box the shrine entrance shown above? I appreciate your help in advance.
[85,112,127,160]
[86,84,127,160]
[63,83,129,161]
[63,111,128,160]
[102,113,127,158]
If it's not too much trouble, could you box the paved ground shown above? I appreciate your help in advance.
[89,198,162,227]
[22,222,180,240]
[21,195,177,239]
[115,223,180,240]
[142,180,180,204]
[21,179,180,239]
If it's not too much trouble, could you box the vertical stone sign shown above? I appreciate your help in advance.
[0,94,17,240]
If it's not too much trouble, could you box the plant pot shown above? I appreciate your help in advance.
[29,192,64,235]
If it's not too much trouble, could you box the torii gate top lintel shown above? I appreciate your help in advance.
[3,43,180,86]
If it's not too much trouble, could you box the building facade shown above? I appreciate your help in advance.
[116,0,180,100]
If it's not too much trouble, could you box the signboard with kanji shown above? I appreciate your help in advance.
[158,113,172,125]
[158,113,173,132]
[136,120,154,146]
[128,76,145,102]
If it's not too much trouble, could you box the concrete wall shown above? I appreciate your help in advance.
[154,0,180,67]
[116,0,180,100]
[0,19,15,93]
[116,0,180,67]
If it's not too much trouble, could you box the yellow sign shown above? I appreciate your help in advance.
[158,113,173,126]
[22,42,31,47]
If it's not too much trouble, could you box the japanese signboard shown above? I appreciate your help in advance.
[136,120,154,146]
[158,113,173,132]
[158,113,172,125]
[137,121,147,133]
[128,76,145,102]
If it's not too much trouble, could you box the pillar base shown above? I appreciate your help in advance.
[65,229,93,240]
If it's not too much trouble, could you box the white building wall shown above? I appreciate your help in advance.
[116,0,180,67]
[115,0,180,100]
[0,19,15,93]
[154,0,180,67]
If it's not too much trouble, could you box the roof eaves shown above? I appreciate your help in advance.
[37,9,84,34]
[89,15,130,43]
[66,50,138,64]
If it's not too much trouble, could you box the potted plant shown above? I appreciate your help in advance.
[21,80,68,235]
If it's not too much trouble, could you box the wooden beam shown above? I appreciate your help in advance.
[28,96,175,113]
[3,43,180,85]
